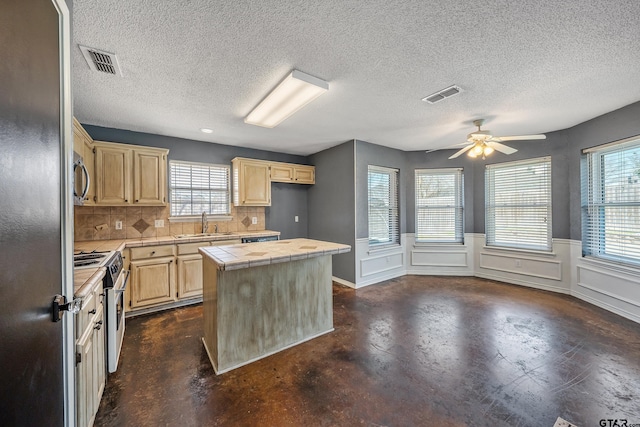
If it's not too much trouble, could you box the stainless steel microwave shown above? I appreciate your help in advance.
[73,151,90,205]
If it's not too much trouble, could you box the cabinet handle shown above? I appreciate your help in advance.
[125,199,128,202]
[136,199,139,203]
[89,309,96,314]
[96,320,103,325]
[94,324,102,330]
[151,251,156,255]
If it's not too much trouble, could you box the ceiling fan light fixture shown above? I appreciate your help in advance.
[483,145,494,156]
[244,70,329,128]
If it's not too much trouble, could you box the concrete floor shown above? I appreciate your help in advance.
[95,276,640,426]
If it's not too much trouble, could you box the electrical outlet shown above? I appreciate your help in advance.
[115,220,123,230]
[155,219,164,228]
[251,217,257,225]
[294,216,299,223]
[515,260,522,268]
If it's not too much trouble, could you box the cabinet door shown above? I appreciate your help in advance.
[177,254,203,299]
[133,148,167,205]
[233,159,271,206]
[130,257,176,308]
[95,144,132,205]
[76,328,95,427]
[294,165,315,184]
[270,163,294,182]
[92,304,105,415]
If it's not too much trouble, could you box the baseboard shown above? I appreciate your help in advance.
[474,272,571,295]
[125,297,202,318]
[572,290,640,324]
[332,276,356,289]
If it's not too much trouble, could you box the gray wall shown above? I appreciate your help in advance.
[355,140,407,239]
[83,125,310,239]
[308,141,356,283]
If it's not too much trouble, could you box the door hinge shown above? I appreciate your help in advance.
[76,352,82,366]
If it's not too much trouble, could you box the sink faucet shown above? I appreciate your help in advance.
[202,212,208,233]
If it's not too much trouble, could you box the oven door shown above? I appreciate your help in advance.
[107,269,129,373]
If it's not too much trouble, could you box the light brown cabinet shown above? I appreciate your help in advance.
[73,118,96,204]
[232,157,315,206]
[176,239,242,299]
[75,281,105,427]
[270,162,315,184]
[232,157,271,206]
[93,141,168,206]
[130,255,176,309]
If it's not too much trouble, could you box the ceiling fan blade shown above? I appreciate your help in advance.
[491,134,546,142]
[449,145,473,159]
[487,141,518,155]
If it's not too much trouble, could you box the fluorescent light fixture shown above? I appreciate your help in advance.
[200,128,213,133]
[245,70,329,128]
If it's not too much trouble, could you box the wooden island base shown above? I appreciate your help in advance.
[202,254,334,374]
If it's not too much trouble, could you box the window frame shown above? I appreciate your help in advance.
[368,165,400,249]
[485,156,552,252]
[414,168,464,244]
[582,135,640,266]
[168,159,232,220]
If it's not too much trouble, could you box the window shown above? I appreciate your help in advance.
[485,157,552,251]
[368,165,400,247]
[169,160,230,217]
[415,168,464,243]
[582,136,640,265]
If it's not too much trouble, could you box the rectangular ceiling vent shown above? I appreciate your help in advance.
[422,85,462,104]
[79,45,123,76]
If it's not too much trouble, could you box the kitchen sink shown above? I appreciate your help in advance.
[174,232,236,239]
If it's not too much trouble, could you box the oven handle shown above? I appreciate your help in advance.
[114,270,130,294]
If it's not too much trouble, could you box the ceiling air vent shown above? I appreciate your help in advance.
[422,85,462,104]
[79,45,123,76]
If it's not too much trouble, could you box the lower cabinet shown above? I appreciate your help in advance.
[130,256,176,309]
[177,254,204,299]
[76,286,105,427]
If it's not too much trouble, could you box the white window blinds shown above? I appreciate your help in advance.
[485,157,552,251]
[582,136,640,265]
[415,168,464,243]
[368,165,400,247]
[169,160,230,217]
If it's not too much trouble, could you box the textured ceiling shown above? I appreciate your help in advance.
[72,0,640,156]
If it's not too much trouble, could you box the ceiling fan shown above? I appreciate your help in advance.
[448,119,546,160]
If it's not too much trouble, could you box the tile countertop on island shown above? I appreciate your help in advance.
[199,238,351,271]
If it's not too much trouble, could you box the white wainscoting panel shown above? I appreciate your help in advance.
[405,234,474,276]
[574,258,640,323]
[473,235,571,294]
[354,238,405,288]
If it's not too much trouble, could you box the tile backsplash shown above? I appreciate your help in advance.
[74,205,266,241]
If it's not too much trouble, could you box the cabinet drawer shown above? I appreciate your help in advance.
[130,245,175,260]
[177,242,211,255]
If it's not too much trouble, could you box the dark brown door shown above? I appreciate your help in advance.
[0,0,66,425]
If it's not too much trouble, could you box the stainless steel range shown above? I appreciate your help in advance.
[73,250,128,373]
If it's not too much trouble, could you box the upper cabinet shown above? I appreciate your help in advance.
[73,118,95,205]
[232,158,271,206]
[232,157,315,206]
[94,141,168,206]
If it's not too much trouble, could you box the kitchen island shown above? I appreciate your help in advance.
[199,238,351,374]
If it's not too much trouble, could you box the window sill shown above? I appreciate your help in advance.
[169,215,233,223]
[580,256,640,276]
[482,245,557,258]
[368,243,402,255]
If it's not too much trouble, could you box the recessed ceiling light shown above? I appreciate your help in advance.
[200,128,213,133]
[245,70,329,128]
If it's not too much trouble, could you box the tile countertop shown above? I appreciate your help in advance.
[74,267,105,299]
[74,230,281,253]
[73,230,280,297]
[199,238,351,271]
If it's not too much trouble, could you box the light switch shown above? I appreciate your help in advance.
[251,217,257,225]
[115,220,123,230]
[155,219,165,228]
